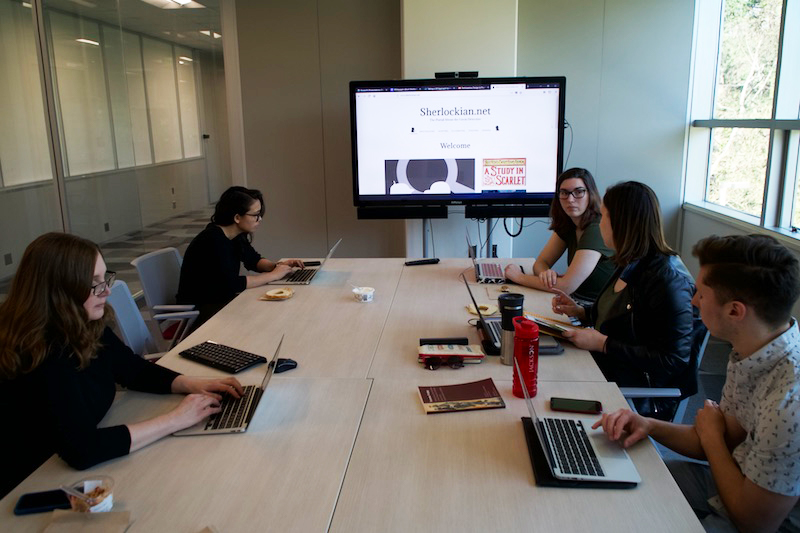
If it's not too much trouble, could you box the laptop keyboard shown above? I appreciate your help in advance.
[207,385,259,430]
[544,418,605,477]
[487,320,502,345]
[286,268,316,283]
[478,262,504,280]
[180,342,266,374]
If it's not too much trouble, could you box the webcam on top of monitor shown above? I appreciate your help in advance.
[434,71,479,79]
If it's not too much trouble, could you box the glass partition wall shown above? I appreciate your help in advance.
[0,0,229,295]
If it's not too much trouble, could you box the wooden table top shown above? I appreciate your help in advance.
[3,258,701,532]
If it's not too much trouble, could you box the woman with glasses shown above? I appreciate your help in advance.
[0,233,243,498]
[504,168,615,303]
[552,182,706,420]
[177,186,305,329]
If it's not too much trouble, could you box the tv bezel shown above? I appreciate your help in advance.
[349,75,566,209]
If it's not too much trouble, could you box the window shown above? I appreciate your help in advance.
[0,0,53,187]
[44,11,203,178]
[176,47,201,159]
[103,27,152,167]
[49,11,116,176]
[685,0,800,231]
[142,36,183,163]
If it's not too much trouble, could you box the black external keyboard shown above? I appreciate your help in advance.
[545,418,605,477]
[179,341,267,373]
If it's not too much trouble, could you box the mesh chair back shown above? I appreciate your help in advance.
[130,247,183,309]
[107,280,158,357]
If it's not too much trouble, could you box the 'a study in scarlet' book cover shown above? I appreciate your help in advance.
[418,378,505,414]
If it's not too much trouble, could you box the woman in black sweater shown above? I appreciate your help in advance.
[177,186,305,328]
[552,182,706,419]
[0,233,243,498]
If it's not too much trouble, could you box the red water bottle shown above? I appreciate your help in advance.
[512,316,539,399]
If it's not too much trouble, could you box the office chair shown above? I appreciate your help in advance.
[130,247,195,346]
[620,328,710,423]
[107,280,197,360]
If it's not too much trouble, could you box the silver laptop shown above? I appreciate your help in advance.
[516,358,640,484]
[460,274,561,355]
[461,273,503,350]
[466,233,505,283]
[268,238,342,285]
[174,335,284,436]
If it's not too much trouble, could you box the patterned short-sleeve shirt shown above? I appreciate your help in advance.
[720,320,800,497]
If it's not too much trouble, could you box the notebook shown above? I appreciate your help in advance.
[460,274,562,356]
[515,358,640,487]
[466,233,505,284]
[267,238,342,285]
[174,335,284,436]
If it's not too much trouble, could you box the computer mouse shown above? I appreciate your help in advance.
[275,358,298,373]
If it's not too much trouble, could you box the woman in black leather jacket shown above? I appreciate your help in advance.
[552,181,706,419]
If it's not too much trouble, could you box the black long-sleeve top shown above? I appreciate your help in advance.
[176,223,262,308]
[586,253,706,394]
[0,328,179,498]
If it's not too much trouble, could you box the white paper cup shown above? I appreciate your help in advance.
[66,475,114,513]
[352,286,375,302]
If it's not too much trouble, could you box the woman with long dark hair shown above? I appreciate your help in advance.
[553,181,706,419]
[177,186,304,327]
[0,233,242,498]
[505,168,614,303]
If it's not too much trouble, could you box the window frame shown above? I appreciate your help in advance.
[684,0,800,234]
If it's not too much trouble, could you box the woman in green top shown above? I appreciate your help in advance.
[504,168,615,303]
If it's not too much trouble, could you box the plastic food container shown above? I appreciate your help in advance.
[65,475,114,513]
[352,286,375,302]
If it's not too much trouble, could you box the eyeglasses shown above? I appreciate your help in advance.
[558,187,587,199]
[91,271,116,296]
[424,356,465,371]
[244,212,263,222]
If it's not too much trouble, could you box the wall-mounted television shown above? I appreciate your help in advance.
[350,76,566,219]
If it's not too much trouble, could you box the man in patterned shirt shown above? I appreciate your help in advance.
[594,234,800,532]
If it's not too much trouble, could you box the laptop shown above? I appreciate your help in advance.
[515,358,640,487]
[466,233,505,283]
[174,335,284,436]
[460,274,562,356]
[267,238,342,285]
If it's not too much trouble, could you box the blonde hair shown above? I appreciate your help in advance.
[0,233,110,380]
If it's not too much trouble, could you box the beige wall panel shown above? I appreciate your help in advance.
[235,0,328,258]
[65,174,141,243]
[318,0,405,257]
[0,185,62,280]
[199,50,232,203]
[136,159,209,227]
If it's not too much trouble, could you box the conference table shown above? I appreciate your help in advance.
[2,258,703,532]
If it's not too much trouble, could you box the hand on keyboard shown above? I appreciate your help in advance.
[172,375,244,401]
[272,263,294,280]
[172,393,223,430]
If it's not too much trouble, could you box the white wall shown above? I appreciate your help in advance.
[398,0,696,260]
[402,0,520,259]
[510,0,696,261]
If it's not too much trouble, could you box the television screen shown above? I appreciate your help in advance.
[350,76,566,210]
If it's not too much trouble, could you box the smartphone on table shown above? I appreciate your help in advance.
[550,396,602,415]
[14,489,71,515]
